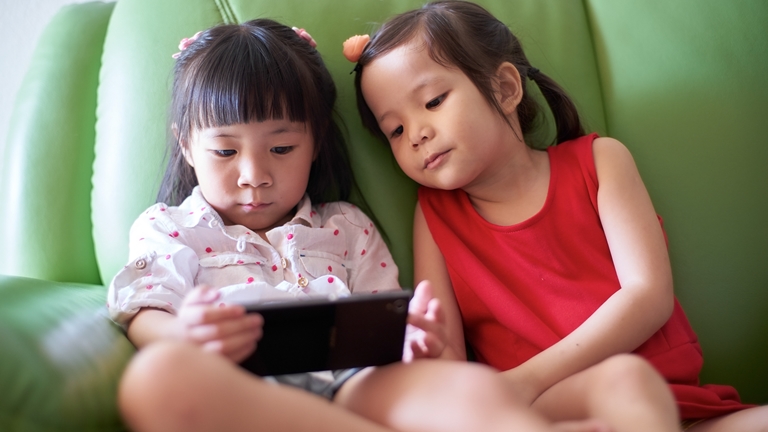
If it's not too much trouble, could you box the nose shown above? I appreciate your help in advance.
[408,123,434,149]
[237,157,272,188]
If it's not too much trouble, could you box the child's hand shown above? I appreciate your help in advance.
[402,280,447,362]
[176,285,263,363]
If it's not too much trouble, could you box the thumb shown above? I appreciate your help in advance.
[409,280,434,315]
[183,285,220,306]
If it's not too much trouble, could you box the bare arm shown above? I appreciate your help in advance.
[501,137,674,402]
[126,308,185,349]
[126,286,263,362]
[412,202,468,361]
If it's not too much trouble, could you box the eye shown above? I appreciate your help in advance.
[271,146,294,155]
[390,126,403,139]
[426,93,446,109]
[213,150,236,157]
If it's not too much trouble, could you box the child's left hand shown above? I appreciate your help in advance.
[402,280,447,362]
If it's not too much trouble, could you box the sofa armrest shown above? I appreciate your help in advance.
[0,276,133,431]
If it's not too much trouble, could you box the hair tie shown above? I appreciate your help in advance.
[292,27,317,48]
[343,34,370,63]
[527,67,540,79]
[172,31,203,59]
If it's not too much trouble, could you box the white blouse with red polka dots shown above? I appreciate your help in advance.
[108,187,400,327]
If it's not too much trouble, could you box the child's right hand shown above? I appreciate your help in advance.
[402,280,448,362]
[176,286,263,363]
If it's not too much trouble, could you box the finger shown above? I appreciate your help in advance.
[426,297,444,324]
[182,285,220,306]
[412,338,431,358]
[402,342,413,363]
[227,339,259,364]
[405,339,427,361]
[202,329,261,359]
[409,280,433,315]
[186,314,262,343]
[419,332,445,357]
[179,303,247,326]
[407,312,440,333]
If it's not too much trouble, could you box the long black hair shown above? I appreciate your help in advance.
[158,19,354,206]
[354,1,585,146]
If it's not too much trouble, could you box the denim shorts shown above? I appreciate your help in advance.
[264,368,363,400]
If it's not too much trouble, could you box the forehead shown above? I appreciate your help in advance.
[192,119,310,140]
[364,42,440,82]
[361,42,468,115]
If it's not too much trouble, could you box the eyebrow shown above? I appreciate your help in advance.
[267,125,305,135]
[204,124,305,139]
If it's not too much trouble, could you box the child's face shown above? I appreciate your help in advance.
[185,119,315,235]
[361,42,515,191]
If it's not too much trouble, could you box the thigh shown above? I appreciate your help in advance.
[334,360,505,425]
[687,406,768,432]
[121,342,394,432]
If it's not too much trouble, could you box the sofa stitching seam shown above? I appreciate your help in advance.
[581,0,611,136]
[214,0,238,24]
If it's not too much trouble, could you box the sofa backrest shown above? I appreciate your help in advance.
[88,0,610,287]
[2,0,766,402]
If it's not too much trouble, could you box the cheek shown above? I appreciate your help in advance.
[195,161,233,189]
[288,154,314,195]
[390,146,419,178]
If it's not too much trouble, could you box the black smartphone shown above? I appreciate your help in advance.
[240,290,412,376]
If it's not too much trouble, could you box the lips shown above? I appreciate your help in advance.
[242,202,270,211]
[424,150,450,169]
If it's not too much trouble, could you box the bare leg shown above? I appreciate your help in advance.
[119,341,394,432]
[530,354,680,432]
[688,406,768,432]
[335,359,607,432]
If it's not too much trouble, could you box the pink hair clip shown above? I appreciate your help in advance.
[172,31,203,59]
[292,27,317,48]
[342,34,370,63]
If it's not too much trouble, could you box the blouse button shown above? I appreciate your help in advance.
[297,277,309,287]
[281,257,288,269]
[135,259,146,270]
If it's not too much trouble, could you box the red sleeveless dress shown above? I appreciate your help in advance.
[418,133,752,419]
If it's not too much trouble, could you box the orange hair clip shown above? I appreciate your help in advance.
[342,34,370,63]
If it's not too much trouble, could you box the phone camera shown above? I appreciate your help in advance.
[393,299,407,313]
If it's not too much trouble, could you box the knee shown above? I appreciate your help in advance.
[118,342,203,432]
[440,362,518,407]
[592,354,667,397]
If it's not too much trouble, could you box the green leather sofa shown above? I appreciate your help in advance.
[1,0,766,430]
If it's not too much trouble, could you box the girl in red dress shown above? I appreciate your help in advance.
[350,1,767,430]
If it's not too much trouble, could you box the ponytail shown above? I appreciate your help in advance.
[528,71,585,144]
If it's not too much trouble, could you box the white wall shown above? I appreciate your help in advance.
[0,0,86,155]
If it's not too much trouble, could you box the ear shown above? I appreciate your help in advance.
[173,123,195,167]
[494,62,524,115]
[181,144,194,167]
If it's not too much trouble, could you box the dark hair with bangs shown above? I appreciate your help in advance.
[354,0,584,147]
[158,18,353,206]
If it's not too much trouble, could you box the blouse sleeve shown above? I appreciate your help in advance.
[107,205,199,327]
[344,207,401,294]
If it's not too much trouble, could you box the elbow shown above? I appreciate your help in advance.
[655,277,675,326]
